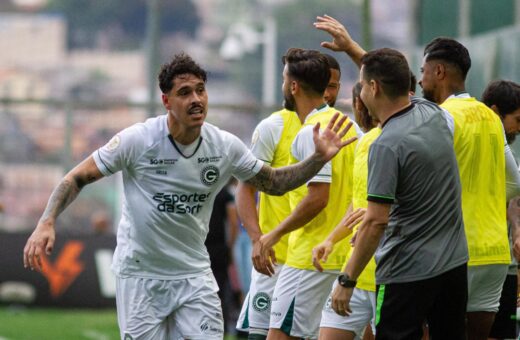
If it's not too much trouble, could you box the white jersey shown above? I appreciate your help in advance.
[291,106,364,183]
[93,114,263,279]
[250,113,284,163]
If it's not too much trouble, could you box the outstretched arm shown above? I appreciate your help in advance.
[23,156,104,271]
[246,113,356,195]
[314,15,367,69]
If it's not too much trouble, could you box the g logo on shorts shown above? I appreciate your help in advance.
[200,166,219,186]
[253,292,271,312]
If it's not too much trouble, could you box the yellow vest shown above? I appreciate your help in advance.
[441,97,509,266]
[286,107,358,270]
[345,127,381,291]
[258,109,302,264]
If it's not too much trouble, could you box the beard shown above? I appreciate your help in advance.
[422,88,436,103]
[506,133,517,145]
[283,93,296,111]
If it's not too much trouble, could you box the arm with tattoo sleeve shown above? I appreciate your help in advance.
[23,156,104,271]
[246,113,356,195]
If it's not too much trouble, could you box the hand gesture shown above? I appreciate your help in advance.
[312,240,334,272]
[313,112,357,162]
[331,282,354,316]
[252,237,277,277]
[23,220,56,271]
[314,15,356,52]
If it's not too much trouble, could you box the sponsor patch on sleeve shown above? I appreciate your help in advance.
[104,135,121,152]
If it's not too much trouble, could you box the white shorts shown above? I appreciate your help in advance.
[467,264,508,312]
[320,282,376,337]
[236,264,283,331]
[116,272,224,340]
[269,265,338,339]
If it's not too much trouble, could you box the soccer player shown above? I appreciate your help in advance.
[22,53,356,340]
[335,48,468,338]
[312,82,378,340]
[481,79,520,340]
[420,38,519,340]
[255,50,362,338]
[314,15,520,339]
[236,51,343,340]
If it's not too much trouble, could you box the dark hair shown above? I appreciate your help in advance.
[360,48,411,98]
[323,53,341,76]
[158,53,207,94]
[352,82,374,131]
[282,48,330,96]
[481,80,520,118]
[410,71,417,94]
[423,37,471,80]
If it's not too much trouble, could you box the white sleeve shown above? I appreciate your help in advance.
[92,125,144,176]
[504,125,520,200]
[228,134,264,181]
[441,108,455,136]
[250,114,284,164]
[291,125,332,184]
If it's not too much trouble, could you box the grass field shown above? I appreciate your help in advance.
[0,306,240,340]
[0,306,119,340]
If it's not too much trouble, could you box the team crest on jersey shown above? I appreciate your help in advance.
[200,165,219,186]
[252,292,271,312]
[104,135,121,152]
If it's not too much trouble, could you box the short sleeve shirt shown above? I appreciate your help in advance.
[367,102,468,284]
[93,114,263,279]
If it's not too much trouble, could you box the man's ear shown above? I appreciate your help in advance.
[435,63,447,80]
[291,80,298,95]
[162,93,170,110]
[370,79,379,97]
[489,104,500,115]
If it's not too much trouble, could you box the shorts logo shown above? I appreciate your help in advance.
[123,334,133,340]
[200,317,223,335]
[253,292,271,312]
[200,165,219,186]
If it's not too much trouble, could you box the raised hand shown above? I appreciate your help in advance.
[313,112,357,162]
[314,15,356,52]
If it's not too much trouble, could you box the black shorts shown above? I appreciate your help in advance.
[489,273,517,339]
[375,263,467,340]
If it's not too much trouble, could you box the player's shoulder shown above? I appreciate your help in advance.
[118,114,168,146]
[202,122,242,146]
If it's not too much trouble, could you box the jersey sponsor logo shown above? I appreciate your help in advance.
[152,192,211,214]
[149,158,177,165]
[198,156,222,164]
[252,292,271,312]
[200,165,220,186]
[104,135,121,152]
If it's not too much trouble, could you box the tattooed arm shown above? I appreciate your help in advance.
[508,196,520,262]
[23,156,104,271]
[246,113,356,195]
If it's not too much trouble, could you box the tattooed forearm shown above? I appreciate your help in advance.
[247,154,326,195]
[40,173,99,222]
[40,179,80,222]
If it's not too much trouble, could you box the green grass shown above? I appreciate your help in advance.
[0,306,120,340]
[0,306,240,339]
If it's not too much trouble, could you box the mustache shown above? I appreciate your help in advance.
[188,103,205,113]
